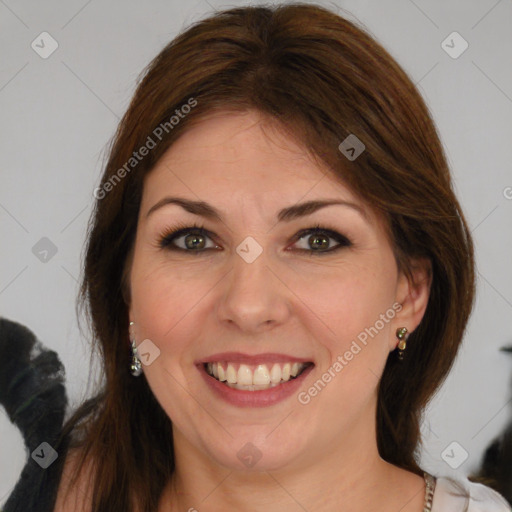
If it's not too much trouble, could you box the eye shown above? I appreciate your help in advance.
[290,224,352,254]
[158,222,219,252]
[157,223,352,254]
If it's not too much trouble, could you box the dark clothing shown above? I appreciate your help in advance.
[0,318,69,512]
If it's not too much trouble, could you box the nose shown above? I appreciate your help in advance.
[216,247,291,333]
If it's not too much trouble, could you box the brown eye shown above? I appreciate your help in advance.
[291,226,352,254]
[182,232,207,250]
[158,223,351,255]
[308,233,330,251]
[159,224,219,252]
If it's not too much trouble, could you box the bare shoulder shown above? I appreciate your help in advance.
[53,446,95,512]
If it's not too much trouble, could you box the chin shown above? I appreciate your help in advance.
[201,430,307,472]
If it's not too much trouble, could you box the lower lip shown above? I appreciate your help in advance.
[198,364,314,408]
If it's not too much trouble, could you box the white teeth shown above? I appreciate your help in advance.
[205,361,310,389]
[282,363,291,381]
[270,363,282,384]
[237,364,253,385]
[253,364,271,385]
[226,365,237,384]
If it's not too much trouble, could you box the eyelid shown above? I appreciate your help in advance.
[157,222,352,253]
[290,224,352,253]
[157,222,214,249]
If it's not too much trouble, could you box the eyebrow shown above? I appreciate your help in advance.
[146,196,369,223]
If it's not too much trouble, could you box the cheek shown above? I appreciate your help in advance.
[129,263,209,419]
[301,278,396,407]
[300,268,398,421]
[295,261,395,347]
[131,267,205,349]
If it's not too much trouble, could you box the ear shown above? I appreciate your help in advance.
[389,257,432,352]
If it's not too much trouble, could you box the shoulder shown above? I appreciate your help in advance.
[53,447,95,512]
[432,473,511,512]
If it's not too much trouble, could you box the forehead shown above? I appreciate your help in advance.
[140,111,391,245]
[163,111,323,177]
[145,110,353,199]
[140,110,387,236]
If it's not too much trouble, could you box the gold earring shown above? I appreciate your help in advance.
[396,327,408,361]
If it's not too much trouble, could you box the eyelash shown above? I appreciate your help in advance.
[157,222,352,255]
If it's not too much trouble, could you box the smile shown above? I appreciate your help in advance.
[204,361,313,390]
[197,352,315,407]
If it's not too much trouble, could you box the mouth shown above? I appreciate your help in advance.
[203,360,314,391]
[196,352,315,407]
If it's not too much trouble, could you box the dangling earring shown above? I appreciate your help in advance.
[129,321,142,377]
[396,327,408,361]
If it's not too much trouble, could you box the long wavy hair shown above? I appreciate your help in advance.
[57,3,476,510]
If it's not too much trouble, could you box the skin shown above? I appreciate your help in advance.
[127,109,432,512]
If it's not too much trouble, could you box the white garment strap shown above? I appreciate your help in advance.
[431,475,511,512]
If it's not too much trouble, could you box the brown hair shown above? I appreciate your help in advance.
[58,3,475,510]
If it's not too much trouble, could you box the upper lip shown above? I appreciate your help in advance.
[197,352,314,365]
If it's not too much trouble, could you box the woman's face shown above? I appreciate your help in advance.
[128,109,430,472]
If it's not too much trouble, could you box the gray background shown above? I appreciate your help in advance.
[1,0,511,505]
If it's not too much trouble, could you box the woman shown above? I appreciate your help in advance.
[7,3,510,511]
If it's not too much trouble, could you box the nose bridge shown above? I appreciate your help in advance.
[217,239,289,331]
[231,242,270,295]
